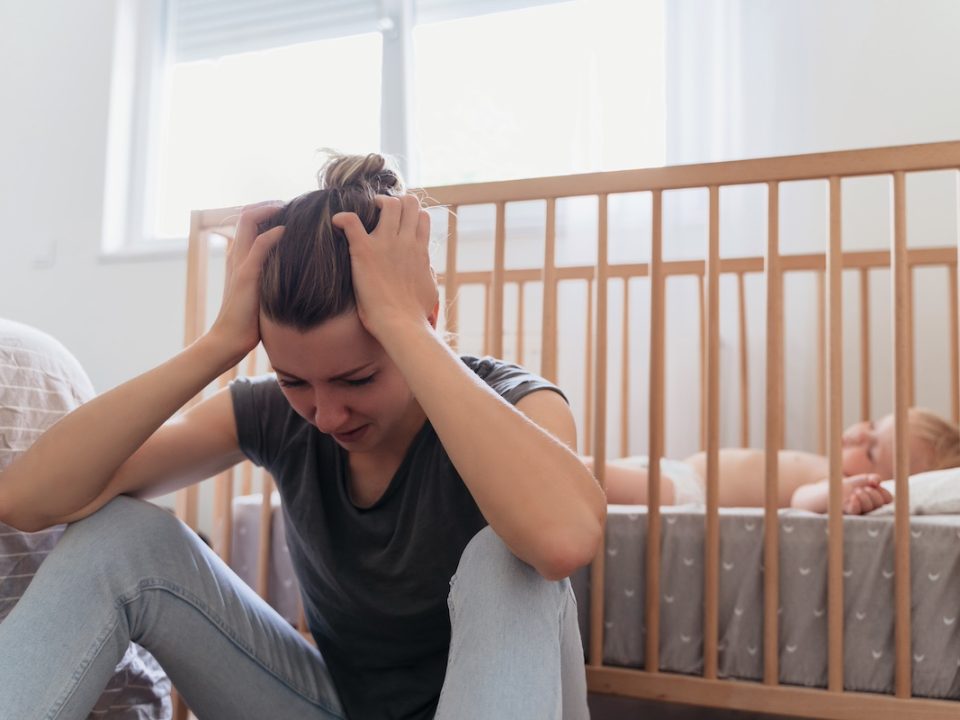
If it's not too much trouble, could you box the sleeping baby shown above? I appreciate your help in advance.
[584,408,960,515]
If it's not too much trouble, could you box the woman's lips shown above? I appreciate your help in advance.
[332,424,370,443]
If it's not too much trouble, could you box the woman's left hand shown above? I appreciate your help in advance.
[332,194,438,339]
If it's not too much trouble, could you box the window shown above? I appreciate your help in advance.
[414,1,665,186]
[105,0,664,252]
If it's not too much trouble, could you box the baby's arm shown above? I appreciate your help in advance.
[790,474,892,514]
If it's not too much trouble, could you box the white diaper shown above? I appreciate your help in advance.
[618,455,706,506]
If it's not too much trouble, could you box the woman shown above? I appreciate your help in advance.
[0,154,605,719]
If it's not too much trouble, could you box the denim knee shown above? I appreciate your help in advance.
[56,495,201,577]
[449,526,571,612]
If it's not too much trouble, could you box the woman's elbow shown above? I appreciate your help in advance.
[536,515,605,581]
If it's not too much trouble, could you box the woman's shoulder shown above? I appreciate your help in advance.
[459,355,566,406]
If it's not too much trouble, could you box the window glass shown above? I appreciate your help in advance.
[413,0,665,186]
[152,33,382,238]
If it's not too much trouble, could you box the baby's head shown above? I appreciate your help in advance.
[842,408,960,479]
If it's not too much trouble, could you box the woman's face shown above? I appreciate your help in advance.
[841,414,932,479]
[259,312,424,457]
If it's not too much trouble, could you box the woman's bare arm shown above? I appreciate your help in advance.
[0,205,284,532]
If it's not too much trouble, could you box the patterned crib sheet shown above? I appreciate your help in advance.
[569,507,960,698]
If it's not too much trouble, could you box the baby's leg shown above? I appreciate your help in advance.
[581,456,676,505]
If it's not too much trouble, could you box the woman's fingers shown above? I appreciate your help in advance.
[416,208,431,246]
[235,202,284,257]
[397,194,421,240]
[373,195,403,237]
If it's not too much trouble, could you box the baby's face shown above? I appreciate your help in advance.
[841,414,933,479]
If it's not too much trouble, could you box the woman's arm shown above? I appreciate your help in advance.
[334,196,605,580]
[0,204,284,532]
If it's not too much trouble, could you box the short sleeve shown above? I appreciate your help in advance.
[462,356,567,406]
[229,374,303,471]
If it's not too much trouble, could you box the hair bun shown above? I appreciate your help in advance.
[317,151,405,196]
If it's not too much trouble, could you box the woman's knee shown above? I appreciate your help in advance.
[59,495,199,566]
[451,526,569,607]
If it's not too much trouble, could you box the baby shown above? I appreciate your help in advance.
[585,408,960,515]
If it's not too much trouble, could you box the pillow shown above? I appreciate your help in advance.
[870,467,960,515]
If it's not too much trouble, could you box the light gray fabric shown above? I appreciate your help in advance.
[0,318,172,719]
[570,506,960,698]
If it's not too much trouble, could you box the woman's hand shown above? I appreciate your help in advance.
[207,202,285,359]
[332,194,438,340]
[842,473,892,514]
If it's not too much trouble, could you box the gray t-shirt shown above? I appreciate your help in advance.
[230,356,562,720]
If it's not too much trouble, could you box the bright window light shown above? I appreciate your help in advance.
[152,33,382,238]
[413,0,665,186]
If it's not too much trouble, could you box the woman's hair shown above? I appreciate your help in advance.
[257,152,407,331]
[909,408,960,471]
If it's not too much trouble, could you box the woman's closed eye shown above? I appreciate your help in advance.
[344,374,376,387]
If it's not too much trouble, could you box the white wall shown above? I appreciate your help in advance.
[0,1,189,511]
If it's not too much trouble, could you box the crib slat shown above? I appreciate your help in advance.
[621,279,630,457]
[817,271,827,456]
[541,199,558,383]
[589,194,610,668]
[257,474,276,600]
[699,274,707,451]
[444,206,460,352]
[907,267,915,407]
[490,201,506,359]
[738,272,750,447]
[645,190,665,674]
[860,269,872,421]
[584,279,594,457]
[176,213,210,531]
[516,282,525,366]
[212,364,239,565]
[826,177,845,693]
[763,181,781,686]
[951,263,959,423]
[892,171,912,699]
[704,185,721,680]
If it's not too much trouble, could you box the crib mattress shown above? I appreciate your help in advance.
[569,506,960,698]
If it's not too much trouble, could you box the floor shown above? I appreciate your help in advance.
[587,693,799,720]
[186,695,801,719]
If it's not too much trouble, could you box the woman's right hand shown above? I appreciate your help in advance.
[207,202,285,359]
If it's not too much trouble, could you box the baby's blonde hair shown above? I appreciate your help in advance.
[909,408,960,471]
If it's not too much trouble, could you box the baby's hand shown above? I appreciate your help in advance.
[841,473,892,515]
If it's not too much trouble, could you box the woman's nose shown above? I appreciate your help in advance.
[313,402,350,434]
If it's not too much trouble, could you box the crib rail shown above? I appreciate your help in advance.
[179,140,960,719]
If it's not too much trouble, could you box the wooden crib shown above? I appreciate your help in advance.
[176,141,960,719]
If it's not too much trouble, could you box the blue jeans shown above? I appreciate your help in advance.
[0,496,589,719]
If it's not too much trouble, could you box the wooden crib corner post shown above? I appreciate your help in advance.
[541,198,558,384]
[176,211,209,531]
[763,181,782,686]
[826,176,845,694]
[703,185,721,680]
[892,170,913,699]
[645,189,665,673]
[588,193,610,668]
